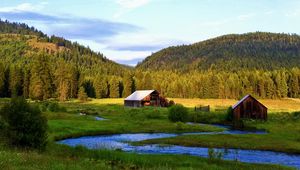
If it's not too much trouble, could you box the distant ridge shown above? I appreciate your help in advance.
[136,32,300,72]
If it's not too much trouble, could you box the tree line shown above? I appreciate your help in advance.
[1,54,299,100]
[0,20,300,100]
[137,32,300,72]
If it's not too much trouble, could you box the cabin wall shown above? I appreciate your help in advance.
[142,92,161,107]
[233,97,267,120]
[124,101,142,107]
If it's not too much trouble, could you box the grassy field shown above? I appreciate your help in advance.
[85,98,300,112]
[0,98,299,170]
[137,120,300,154]
[169,98,300,112]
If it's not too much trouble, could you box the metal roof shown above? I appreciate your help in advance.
[232,94,251,109]
[124,90,155,101]
[232,94,267,109]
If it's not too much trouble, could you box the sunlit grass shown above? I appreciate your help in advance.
[0,98,298,169]
[170,98,300,112]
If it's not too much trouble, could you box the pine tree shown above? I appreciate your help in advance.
[122,73,134,97]
[29,53,54,100]
[289,69,299,98]
[258,77,266,98]
[23,68,30,98]
[54,61,74,101]
[9,65,23,97]
[94,75,108,98]
[109,76,120,98]
[0,63,6,97]
[78,86,88,102]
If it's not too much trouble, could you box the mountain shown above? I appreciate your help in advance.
[0,19,128,75]
[136,32,300,72]
[0,19,131,100]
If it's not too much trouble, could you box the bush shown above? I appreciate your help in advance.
[175,122,184,130]
[38,101,66,112]
[78,86,88,102]
[168,104,188,122]
[0,97,48,149]
[39,103,48,112]
[79,108,98,115]
[47,102,66,112]
[146,109,162,119]
[189,111,226,124]
[293,111,300,119]
[226,106,233,121]
[168,100,175,107]
[208,148,224,161]
[0,116,6,130]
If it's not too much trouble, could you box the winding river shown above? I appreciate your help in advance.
[58,123,300,169]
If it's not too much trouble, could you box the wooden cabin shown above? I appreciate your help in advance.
[124,90,161,107]
[232,94,267,120]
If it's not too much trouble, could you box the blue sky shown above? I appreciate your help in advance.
[1,0,300,65]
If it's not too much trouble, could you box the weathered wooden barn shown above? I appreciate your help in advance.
[124,90,161,107]
[232,94,267,120]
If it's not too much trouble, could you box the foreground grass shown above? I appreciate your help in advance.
[0,142,292,170]
[1,98,299,169]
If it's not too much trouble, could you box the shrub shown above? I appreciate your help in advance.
[79,108,98,115]
[0,97,48,149]
[168,100,175,107]
[0,116,6,130]
[78,86,88,102]
[189,111,226,124]
[146,109,162,119]
[293,111,300,119]
[208,148,224,161]
[232,119,244,129]
[168,104,188,122]
[39,103,48,112]
[175,122,184,131]
[47,102,60,112]
[226,106,233,121]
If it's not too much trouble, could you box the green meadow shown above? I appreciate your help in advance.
[1,98,300,170]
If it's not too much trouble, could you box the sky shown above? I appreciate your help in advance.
[1,0,300,66]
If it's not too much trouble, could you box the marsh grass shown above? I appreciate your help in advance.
[138,112,300,154]
[0,98,298,170]
[0,142,291,170]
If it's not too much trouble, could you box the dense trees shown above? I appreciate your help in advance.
[0,20,300,100]
[137,32,300,72]
[3,62,299,100]
[29,53,54,100]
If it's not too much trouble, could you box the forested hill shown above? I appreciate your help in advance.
[0,19,127,74]
[136,32,300,72]
[0,19,130,100]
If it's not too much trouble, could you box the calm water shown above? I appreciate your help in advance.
[58,123,300,169]
[95,116,107,121]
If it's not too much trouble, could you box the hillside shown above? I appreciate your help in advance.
[136,32,300,72]
[0,20,127,74]
[0,20,130,100]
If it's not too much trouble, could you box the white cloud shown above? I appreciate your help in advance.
[114,0,151,18]
[116,0,150,9]
[0,2,47,12]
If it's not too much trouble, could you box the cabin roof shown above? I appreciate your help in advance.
[232,94,267,109]
[124,90,156,101]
